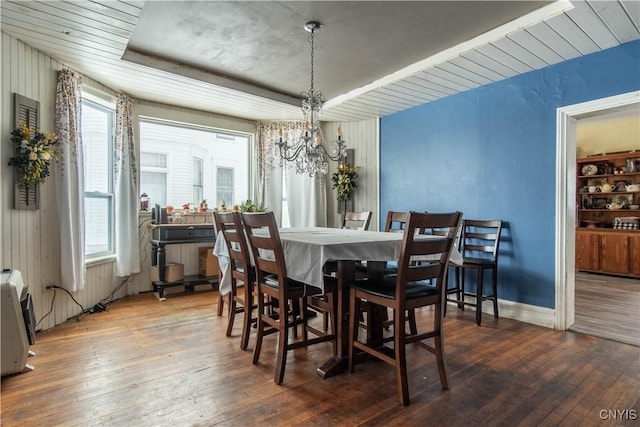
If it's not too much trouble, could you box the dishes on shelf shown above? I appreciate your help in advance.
[581,164,598,176]
[581,220,602,229]
[592,198,609,209]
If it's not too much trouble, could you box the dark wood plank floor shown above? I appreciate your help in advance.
[571,272,640,347]
[2,291,639,426]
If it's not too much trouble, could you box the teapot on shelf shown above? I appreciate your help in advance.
[599,182,615,193]
[606,202,623,210]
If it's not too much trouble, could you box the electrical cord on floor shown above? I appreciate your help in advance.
[36,288,56,327]
[42,217,157,323]
[97,216,153,307]
[49,285,86,313]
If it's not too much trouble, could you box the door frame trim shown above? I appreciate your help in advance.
[555,90,640,330]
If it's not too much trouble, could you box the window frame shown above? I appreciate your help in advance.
[216,166,235,207]
[81,95,115,260]
[138,116,252,209]
[193,156,204,204]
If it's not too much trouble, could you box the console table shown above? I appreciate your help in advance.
[149,223,218,298]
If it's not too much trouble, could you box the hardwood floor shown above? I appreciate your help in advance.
[571,272,640,347]
[2,291,639,426]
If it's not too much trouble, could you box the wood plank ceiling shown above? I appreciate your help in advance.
[1,1,639,123]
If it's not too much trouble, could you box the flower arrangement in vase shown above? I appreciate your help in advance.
[8,123,58,188]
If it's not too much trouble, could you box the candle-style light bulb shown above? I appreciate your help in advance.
[337,126,344,141]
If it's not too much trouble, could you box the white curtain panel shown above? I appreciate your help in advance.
[114,94,140,277]
[286,166,327,227]
[54,69,86,292]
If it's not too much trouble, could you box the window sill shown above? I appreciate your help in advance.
[86,254,116,267]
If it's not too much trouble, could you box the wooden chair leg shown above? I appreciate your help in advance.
[240,284,253,350]
[348,290,360,373]
[434,335,449,389]
[274,316,289,385]
[434,302,449,389]
[492,266,499,318]
[395,309,410,406]
[476,268,484,326]
[407,309,417,335]
[457,267,465,310]
[252,295,265,365]
[226,295,237,337]
[217,292,224,316]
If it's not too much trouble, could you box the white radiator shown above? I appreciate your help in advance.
[1,269,33,376]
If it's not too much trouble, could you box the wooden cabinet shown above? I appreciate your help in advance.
[576,229,638,277]
[576,151,639,277]
[576,230,600,271]
[631,235,640,277]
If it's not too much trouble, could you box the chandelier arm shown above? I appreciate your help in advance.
[314,143,346,161]
[278,143,306,162]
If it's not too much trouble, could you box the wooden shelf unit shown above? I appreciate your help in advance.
[576,151,640,278]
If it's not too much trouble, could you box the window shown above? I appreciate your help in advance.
[216,167,234,207]
[193,157,203,204]
[140,152,168,208]
[139,120,249,209]
[82,97,114,258]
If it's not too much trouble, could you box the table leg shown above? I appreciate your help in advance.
[316,259,354,378]
[157,244,166,281]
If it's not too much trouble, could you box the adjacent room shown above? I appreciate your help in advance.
[2,1,639,425]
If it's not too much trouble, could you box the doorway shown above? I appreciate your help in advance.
[555,90,640,331]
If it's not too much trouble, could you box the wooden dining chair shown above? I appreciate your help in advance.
[348,211,462,406]
[340,210,372,230]
[357,211,417,335]
[213,211,256,350]
[241,211,337,385]
[445,219,503,325]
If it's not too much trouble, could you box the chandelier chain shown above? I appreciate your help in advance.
[269,21,347,176]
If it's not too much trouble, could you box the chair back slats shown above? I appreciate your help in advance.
[460,219,503,261]
[214,211,251,274]
[404,262,443,283]
[341,211,372,230]
[396,212,462,299]
[241,212,287,288]
[385,211,410,232]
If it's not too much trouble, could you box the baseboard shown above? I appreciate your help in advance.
[446,298,556,329]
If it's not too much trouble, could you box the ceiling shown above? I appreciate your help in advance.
[1,1,639,123]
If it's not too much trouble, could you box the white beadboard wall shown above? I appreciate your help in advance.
[0,33,110,332]
[2,32,381,331]
[324,119,380,230]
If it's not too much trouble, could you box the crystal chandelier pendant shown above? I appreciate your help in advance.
[273,21,347,176]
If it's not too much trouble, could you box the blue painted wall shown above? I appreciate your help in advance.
[380,40,640,309]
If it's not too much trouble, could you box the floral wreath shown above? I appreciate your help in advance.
[331,163,359,202]
[9,123,58,188]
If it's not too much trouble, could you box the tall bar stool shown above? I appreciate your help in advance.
[241,211,337,385]
[445,219,503,325]
[213,211,256,350]
[348,211,462,405]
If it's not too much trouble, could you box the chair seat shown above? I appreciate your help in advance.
[462,257,496,266]
[355,260,398,276]
[264,274,305,290]
[349,277,438,299]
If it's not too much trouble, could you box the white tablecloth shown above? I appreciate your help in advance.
[213,227,462,295]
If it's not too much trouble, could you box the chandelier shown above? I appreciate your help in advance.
[275,21,347,176]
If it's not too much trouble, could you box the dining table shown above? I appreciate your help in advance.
[213,226,463,378]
